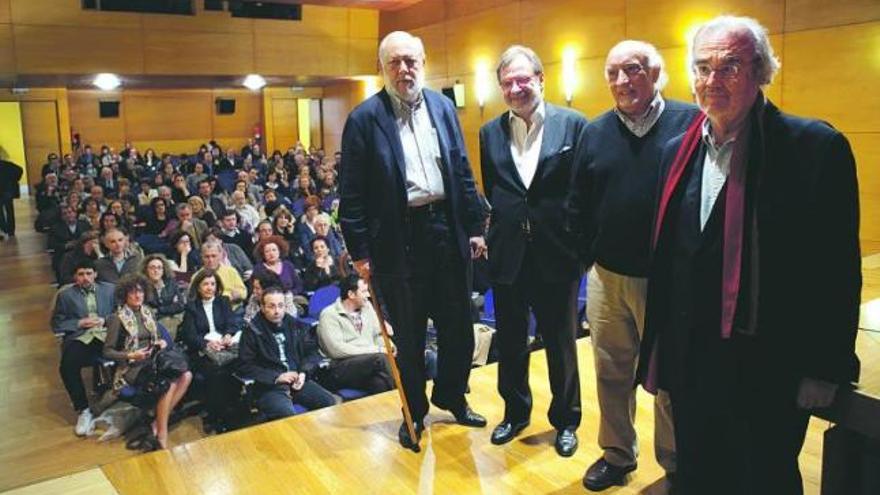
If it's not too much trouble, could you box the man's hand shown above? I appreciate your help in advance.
[292,371,306,391]
[383,321,394,337]
[354,259,371,281]
[129,348,152,361]
[275,371,298,385]
[796,377,839,409]
[469,236,487,259]
[78,316,101,329]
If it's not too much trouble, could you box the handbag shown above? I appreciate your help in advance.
[203,343,239,367]
[154,344,189,379]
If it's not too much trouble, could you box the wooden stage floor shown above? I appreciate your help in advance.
[1,198,878,494]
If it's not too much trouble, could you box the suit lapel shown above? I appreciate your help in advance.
[373,89,408,181]
[498,114,528,193]
[424,91,452,178]
[534,104,564,185]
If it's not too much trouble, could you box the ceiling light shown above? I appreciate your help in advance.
[93,73,121,91]
[243,74,266,91]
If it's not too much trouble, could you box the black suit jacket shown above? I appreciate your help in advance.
[639,99,861,391]
[480,103,586,284]
[179,296,242,352]
[49,219,91,252]
[238,313,323,391]
[339,88,484,277]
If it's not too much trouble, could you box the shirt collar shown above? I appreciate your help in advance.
[509,101,546,130]
[614,92,664,136]
[700,94,766,151]
[389,89,425,119]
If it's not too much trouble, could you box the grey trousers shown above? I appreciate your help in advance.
[586,263,676,472]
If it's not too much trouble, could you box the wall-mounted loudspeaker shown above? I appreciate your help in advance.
[216,98,236,114]
[99,101,120,118]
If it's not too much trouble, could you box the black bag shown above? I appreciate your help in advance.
[154,345,189,379]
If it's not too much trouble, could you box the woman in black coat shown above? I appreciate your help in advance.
[179,269,242,432]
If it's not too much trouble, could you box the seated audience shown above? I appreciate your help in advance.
[239,288,337,419]
[243,271,298,323]
[103,274,192,450]
[316,275,394,395]
[142,197,170,236]
[193,241,248,308]
[188,195,217,228]
[59,232,101,285]
[217,209,254,256]
[203,228,253,281]
[303,236,345,291]
[52,259,116,435]
[141,254,187,337]
[49,204,91,283]
[166,230,201,284]
[179,269,243,432]
[95,228,143,283]
[162,203,209,250]
[252,236,302,295]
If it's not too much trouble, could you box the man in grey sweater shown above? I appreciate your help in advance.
[317,275,394,394]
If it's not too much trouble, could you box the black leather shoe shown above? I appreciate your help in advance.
[490,419,530,445]
[450,405,487,427]
[398,420,424,453]
[554,427,578,457]
[583,458,637,491]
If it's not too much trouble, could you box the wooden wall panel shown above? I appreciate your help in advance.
[445,0,516,19]
[445,4,521,77]
[379,0,445,34]
[212,90,262,140]
[0,24,14,76]
[413,24,448,80]
[348,38,379,76]
[140,11,253,34]
[20,100,60,185]
[349,9,379,39]
[782,22,880,133]
[68,91,126,149]
[254,5,348,37]
[0,0,10,24]
[785,0,880,32]
[143,31,255,75]
[269,99,299,153]
[10,0,141,30]
[520,0,625,63]
[624,0,785,49]
[309,99,323,150]
[124,91,212,142]
[322,81,361,155]
[14,25,144,74]
[255,34,349,76]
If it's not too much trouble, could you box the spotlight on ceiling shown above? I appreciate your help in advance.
[243,74,267,91]
[93,73,121,91]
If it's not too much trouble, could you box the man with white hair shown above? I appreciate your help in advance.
[568,40,700,491]
[480,45,587,457]
[339,30,487,451]
[637,16,861,494]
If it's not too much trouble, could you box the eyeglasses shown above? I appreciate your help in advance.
[605,63,645,81]
[693,59,750,82]
[500,76,537,91]
[386,56,422,69]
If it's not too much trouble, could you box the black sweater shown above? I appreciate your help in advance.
[568,99,700,276]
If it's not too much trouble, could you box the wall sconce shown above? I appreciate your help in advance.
[475,60,491,112]
[562,47,577,106]
[363,76,380,100]
[93,73,121,91]
[242,74,266,91]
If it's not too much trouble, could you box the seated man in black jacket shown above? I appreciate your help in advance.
[239,287,337,419]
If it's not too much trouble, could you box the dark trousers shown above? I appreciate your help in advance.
[324,353,394,394]
[670,334,810,495]
[494,247,581,430]
[374,204,475,422]
[256,381,337,420]
[0,197,14,235]
[59,339,104,412]
[193,356,239,422]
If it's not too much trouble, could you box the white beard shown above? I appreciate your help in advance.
[383,71,424,103]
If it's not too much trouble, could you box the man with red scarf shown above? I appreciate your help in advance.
[638,15,861,495]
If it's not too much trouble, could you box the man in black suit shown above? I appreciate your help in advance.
[638,16,861,494]
[0,152,23,239]
[339,30,487,451]
[479,45,586,457]
[49,204,92,283]
[567,41,700,491]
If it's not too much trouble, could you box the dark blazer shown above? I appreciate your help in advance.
[51,281,116,340]
[238,312,324,391]
[338,88,484,277]
[48,219,91,253]
[179,296,241,352]
[639,99,861,391]
[480,103,587,284]
[95,253,143,283]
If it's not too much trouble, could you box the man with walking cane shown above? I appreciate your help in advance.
[339,30,488,452]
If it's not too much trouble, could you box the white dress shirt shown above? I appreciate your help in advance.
[390,92,446,206]
[509,102,546,189]
[202,297,221,342]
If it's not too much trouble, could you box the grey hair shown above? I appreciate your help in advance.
[200,239,224,255]
[606,40,668,91]
[496,45,544,82]
[378,31,425,66]
[687,15,781,86]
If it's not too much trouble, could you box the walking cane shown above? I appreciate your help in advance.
[366,279,420,452]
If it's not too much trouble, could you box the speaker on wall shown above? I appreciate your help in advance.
[99,100,120,118]
[441,83,466,108]
[216,98,236,115]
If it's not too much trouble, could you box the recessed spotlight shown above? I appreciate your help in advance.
[93,73,121,90]
[243,74,266,91]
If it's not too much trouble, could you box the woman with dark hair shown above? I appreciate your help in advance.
[99,211,122,237]
[179,269,242,432]
[243,270,298,323]
[167,230,201,284]
[141,254,187,338]
[303,236,345,291]
[171,174,190,204]
[252,235,302,295]
[108,199,133,232]
[143,197,171,236]
[103,274,193,450]
[80,197,102,230]
[271,207,297,245]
